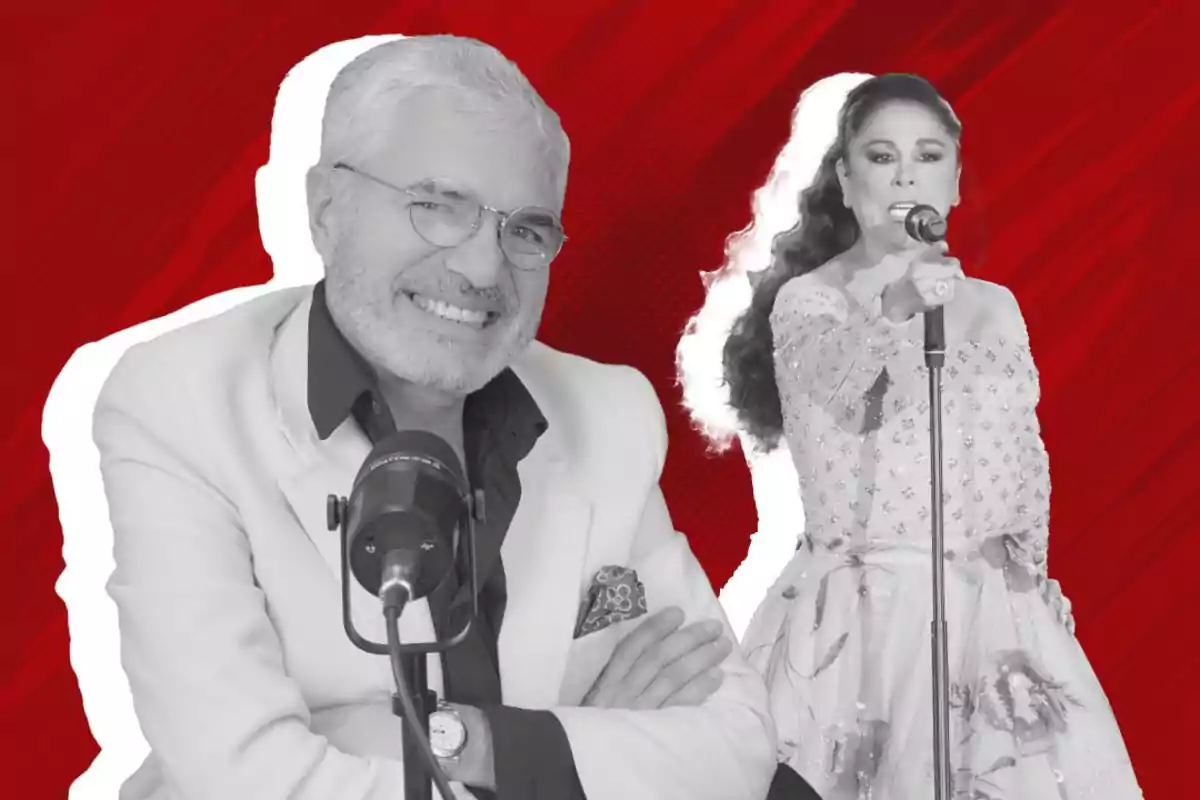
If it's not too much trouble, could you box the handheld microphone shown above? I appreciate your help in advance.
[903,204,948,245]
[903,204,948,363]
[343,430,468,613]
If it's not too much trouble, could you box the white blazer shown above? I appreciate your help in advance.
[93,285,776,800]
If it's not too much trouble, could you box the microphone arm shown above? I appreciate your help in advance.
[385,606,458,800]
[905,205,954,800]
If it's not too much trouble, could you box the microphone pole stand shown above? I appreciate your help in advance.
[924,306,953,800]
[327,492,482,800]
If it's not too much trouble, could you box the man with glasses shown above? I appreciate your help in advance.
[91,35,776,800]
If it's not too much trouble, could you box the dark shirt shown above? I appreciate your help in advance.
[308,281,586,799]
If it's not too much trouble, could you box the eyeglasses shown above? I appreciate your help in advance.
[332,163,567,270]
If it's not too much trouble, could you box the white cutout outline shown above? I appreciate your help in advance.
[43,35,406,799]
[46,39,873,794]
[674,74,873,640]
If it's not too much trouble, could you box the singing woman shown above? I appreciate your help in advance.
[681,73,1143,799]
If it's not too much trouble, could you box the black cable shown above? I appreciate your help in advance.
[384,606,460,800]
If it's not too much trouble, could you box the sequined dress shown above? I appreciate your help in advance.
[740,274,1143,799]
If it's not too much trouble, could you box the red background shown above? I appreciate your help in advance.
[8,1,1198,796]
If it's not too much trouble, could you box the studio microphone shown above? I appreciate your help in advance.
[332,430,477,800]
[904,204,948,365]
[343,430,469,613]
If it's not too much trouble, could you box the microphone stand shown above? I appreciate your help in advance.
[924,306,953,800]
[327,491,482,800]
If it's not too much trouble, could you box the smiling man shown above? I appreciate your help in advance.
[91,35,775,800]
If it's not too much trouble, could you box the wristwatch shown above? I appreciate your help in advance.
[429,701,469,762]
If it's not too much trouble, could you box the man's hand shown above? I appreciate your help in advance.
[583,607,733,710]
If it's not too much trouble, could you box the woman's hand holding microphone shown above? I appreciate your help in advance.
[879,241,965,324]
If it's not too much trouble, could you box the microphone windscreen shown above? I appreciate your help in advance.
[904,204,947,244]
[345,429,468,599]
[354,429,465,489]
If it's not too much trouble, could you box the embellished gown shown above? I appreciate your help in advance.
[740,274,1143,799]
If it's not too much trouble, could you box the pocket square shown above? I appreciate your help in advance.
[573,565,648,639]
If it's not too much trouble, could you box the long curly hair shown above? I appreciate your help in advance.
[675,73,873,454]
[720,73,962,450]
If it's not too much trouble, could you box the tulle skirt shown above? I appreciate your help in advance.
[740,539,1143,799]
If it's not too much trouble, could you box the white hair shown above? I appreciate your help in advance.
[674,73,874,453]
[319,35,570,200]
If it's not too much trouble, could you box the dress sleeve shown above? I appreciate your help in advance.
[1007,341,1052,581]
[771,274,909,434]
[984,288,1056,595]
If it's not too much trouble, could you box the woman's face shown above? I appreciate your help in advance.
[837,100,960,249]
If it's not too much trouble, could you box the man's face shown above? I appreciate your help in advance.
[310,88,562,396]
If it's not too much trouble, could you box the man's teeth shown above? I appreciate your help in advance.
[410,294,491,325]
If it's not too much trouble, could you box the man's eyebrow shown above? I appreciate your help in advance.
[516,210,558,226]
[411,180,473,201]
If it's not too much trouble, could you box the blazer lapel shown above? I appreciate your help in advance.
[496,350,595,709]
[498,451,593,708]
[270,292,392,647]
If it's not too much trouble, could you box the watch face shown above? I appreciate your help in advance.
[429,710,467,758]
